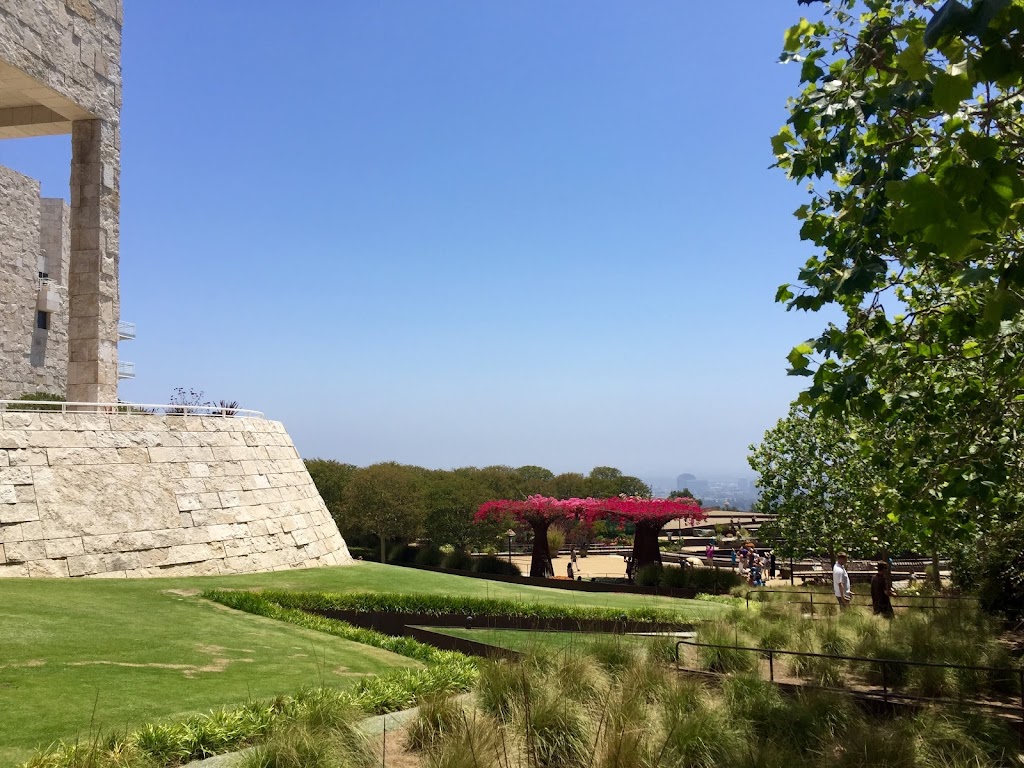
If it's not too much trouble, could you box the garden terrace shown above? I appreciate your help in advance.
[675,591,1024,720]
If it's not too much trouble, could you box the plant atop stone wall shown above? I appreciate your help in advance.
[8,391,66,411]
[165,387,210,415]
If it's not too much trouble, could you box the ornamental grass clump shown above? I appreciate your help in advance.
[405,695,466,753]
[696,622,755,674]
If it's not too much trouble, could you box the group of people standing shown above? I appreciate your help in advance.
[721,541,776,586]
[832,552,898,616]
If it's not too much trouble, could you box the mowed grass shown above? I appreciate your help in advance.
[0,562,720,765]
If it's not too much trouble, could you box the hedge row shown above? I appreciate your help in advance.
[635,564,744,592]
[237,589,684,623]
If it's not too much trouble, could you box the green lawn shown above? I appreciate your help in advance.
[0,562,719,765]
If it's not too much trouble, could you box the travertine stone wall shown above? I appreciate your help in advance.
[0,166,69,399]
[0,413,353,578]
[0,0,122,402]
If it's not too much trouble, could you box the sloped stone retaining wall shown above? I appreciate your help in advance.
[0,412,352,577]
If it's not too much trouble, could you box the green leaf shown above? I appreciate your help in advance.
[932,70,973,113]
[784,19,813,53]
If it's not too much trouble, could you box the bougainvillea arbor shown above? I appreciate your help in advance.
[475,495,704,578]
[601,496,704,570]
[476,496,605,577]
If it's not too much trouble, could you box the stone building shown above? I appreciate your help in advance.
[0,1,353,577]
[0,166,70,399]
[0,0,122,403]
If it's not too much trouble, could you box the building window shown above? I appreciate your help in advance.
[36,311,49,330]
[38,271,48,279]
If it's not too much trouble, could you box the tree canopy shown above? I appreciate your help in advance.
[773,0,1024,553]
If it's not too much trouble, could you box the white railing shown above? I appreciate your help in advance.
[37,277,62,291]
[0,400,265,418]
[117,361,136,379]
[117,321,136,340]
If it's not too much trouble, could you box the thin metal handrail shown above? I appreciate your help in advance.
[745,589,978,612]
[674,638,1024,712]
[0,400,265,418]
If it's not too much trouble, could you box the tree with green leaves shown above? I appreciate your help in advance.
[749,406,911,559]
[340,462,427,563]
[304,458,357,529]
[586,466,652,498]
[773,0,1024,564]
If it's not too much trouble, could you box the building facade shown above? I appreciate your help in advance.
[0,0,123,403]
[0,166,70,399]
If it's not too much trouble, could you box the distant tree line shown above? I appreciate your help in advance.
[304,460,650,562]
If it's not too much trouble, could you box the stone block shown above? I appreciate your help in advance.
[0,563,30,577]
[0,467,33,485]
[218,491,240,508]
[241,474,271,491]
[9,448,49,466]
[46,447,119,465]
[5,539,46,562]
[28,558,71,577]
[0,432,28,449]
[0,486,15,505]
[0,453,8,468]
[175,493,201,512]
[164,542,225,565]
[45,536,84,558]
[148,446,216,464]
[0,503,40,524]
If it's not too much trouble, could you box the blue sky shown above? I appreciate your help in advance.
[0,1,839,479]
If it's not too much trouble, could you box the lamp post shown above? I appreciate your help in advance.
[506,528,516,565]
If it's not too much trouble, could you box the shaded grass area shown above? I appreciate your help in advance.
[0,562,717,766]
[430,628,670,655]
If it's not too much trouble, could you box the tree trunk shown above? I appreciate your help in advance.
[631,521,664,570]
[530,520,553,578]
[931,544,941,589]
[380,535,386,564]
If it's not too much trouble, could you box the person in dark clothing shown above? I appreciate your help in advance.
[871,561,896,617]
[769,551,777,580]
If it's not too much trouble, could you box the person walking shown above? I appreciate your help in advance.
[705,540,716,567]
[769,551,777,580]
[567,561,575,580]
[730,548,738,569]
[833,552,852,609]
[871,561,896,617]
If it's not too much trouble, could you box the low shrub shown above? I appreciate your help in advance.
[210,589,684,625]
[660,565,689,588]
[386,543,418,565]
[441,550,475,571]
[634,563,662,587]
[472,554,522,577]
[8,391,66,411]
[684,567,743,594]
[414,545,444,567]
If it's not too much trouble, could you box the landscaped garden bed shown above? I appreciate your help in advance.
[677,589,1024,716]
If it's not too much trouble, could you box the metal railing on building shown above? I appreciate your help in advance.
[0,400,264,418]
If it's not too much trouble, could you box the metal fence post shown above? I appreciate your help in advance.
[769,650,774,682]
[882,661,888,703]
[809,591,814,616]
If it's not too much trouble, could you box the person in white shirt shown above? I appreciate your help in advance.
[833,552,851,608]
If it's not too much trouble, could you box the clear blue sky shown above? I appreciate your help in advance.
[0,1,838,479]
